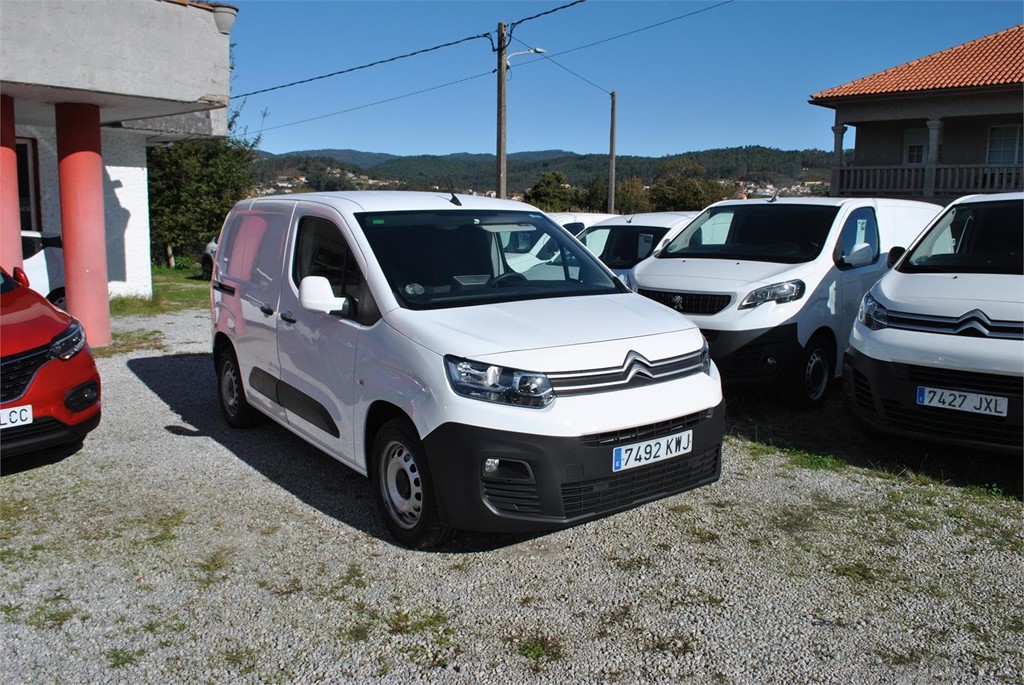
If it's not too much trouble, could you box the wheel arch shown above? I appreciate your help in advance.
[363,400,413,474]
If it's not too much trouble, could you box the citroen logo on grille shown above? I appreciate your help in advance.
[622,351,655,379]
[954,309,993,337]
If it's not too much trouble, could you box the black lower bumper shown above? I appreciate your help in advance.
[843,348,1022,454]
[422,400,725,532]
[704,324,802,386]
[0,411,101,459]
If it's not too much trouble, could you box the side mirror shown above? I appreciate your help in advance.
[299,276,349,316]
[839,242,874,269]
[886,246,906,269]
[12,266,30,287]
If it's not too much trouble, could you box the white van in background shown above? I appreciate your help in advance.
[20,230,66,309]
[547,212,618,235]
[633,197,941,406]
[844,192,1022,453]
[578,212,699,289]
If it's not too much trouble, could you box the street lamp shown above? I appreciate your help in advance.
[496,21,544,199]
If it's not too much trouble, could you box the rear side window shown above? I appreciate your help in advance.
[899,199,1023,275]
[218,208,292,302]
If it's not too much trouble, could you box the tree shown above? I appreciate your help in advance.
[649,159,730,211]
[148,110,260,267]
[579,175,608,212]
[615,177,651,215]
[522,171,577,212]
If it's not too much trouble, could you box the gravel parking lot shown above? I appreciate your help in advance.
[2,310,1022,684]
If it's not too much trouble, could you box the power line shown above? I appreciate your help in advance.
[509,0,588,34]
[258,71,495,133]
[510,35,609,95]
[234,32,492,99]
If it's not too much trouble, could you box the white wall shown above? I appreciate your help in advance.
[17,125,153,299]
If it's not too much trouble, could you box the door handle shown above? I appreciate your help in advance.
[259,305,275,316]
[280,312,297,324]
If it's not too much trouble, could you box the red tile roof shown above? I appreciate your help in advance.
[811,24,1024,100]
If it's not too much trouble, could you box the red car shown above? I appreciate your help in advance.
[1,267,101,457]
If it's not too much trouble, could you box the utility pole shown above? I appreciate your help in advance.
[608,90,616,214]
[496,22,508,199]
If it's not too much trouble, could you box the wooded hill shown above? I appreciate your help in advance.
[254,146,839,192]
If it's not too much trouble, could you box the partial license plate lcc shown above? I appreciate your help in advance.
[613,429,692,472]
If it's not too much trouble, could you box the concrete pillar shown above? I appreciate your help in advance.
[924,118,943,198]
[0,94,21,272]
[830,124,847,197]
[56,103,111,346]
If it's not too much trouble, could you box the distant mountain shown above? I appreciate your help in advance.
[254,146,836,193]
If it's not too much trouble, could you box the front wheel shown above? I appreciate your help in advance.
[371,418,454,549]
[789,335,833,409]
[216,346,261,428]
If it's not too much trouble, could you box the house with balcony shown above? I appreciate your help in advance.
[1,0,237,345]
[810,24,1023,203]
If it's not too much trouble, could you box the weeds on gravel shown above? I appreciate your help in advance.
[513,632,564,671]
[222,645,258,674]
[24,592,80,629]
[610,553,653,571]
[652,631,697,656]
[596,604,632,638]
[340,563,366,588]
[92,330,166,358]
[194,548,232,587]
[385,607,448,635]
[144,509,186,544]
[106,647,144,668]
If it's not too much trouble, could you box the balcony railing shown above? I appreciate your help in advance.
[837,164,1022,197]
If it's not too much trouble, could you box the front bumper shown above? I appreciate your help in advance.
[842,347,1023,454]
[703,324,802,386]
[422,399,725,532]
[0,411,101,458]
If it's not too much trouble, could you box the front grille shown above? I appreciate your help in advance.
[639,289,731,315]
[562,445,720,518]
[483,481,542,514]
[1,345,51,402]
[895,364,1023,397]
[581,410,713,448]
[548,350,705,396]
[882,400,1021,448]
[0,417,64,442]
[887,309,1023,341]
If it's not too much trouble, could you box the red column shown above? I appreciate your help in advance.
[55,103,111,346]
[0,94,21,272]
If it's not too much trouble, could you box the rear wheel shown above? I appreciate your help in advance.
[371,418,454,549]
[216,346,261,428]
[789,334,833,409]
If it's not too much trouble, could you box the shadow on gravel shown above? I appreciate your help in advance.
[1,441,82,477]
[127,353,543,553]
[725,388,1023,500]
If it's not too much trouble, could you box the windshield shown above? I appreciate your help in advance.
[0,270,15,295]
[358,210,624,310]
[577,225,670,270]
[898,199,1023,276]
[659,204,840,263]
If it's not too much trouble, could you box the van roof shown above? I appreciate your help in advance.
[591,211,701,229]
[706,197,942,210]
[245,190,539,214]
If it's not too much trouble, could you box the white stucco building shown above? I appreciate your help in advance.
[1,0,237,344]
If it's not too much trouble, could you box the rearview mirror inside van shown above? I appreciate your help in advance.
[299,276,350,316]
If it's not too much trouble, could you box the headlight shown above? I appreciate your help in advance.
[739,280,805,309]
[49,321,87,361]
[700,339,711,375]
[858,292,888,330]
[445,356,554,408]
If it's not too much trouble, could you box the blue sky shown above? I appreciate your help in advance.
[229,0,1022,157]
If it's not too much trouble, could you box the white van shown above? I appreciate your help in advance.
[632,197,941,406]
[844,192,1022,453]
[546,212,619,235]
[578,212,699,289]
[20,230,66,309]
[211,191,725,548]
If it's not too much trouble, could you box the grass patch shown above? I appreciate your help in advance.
[144,509,186,544]
[92,329,166,358]
[610,553,653,571]
[0,497,34,540]
[340,563,366,589]
[106,648,143,668]
[194,548,232,587]
[342,622,372,643]
[785,449,845,471]
[515,632,564,670]
[831,561,884,584]
[109,267,209,316]
[25,592,78,629]
[222,645,258,674]
[386,607,448,635]
[596,604,632,637]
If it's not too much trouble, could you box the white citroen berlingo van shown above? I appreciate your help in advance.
[632,197,941,406]
[844,192,1023,453]
[211,191,725,548]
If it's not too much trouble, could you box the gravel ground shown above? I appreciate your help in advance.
[1,310,1022,684]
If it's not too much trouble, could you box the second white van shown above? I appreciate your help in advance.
[633,197,941,406]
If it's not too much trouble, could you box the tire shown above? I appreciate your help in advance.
[47,288,67,311]
[216,346,261,428]
[789,334,833,409]
[371,418,454,549]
